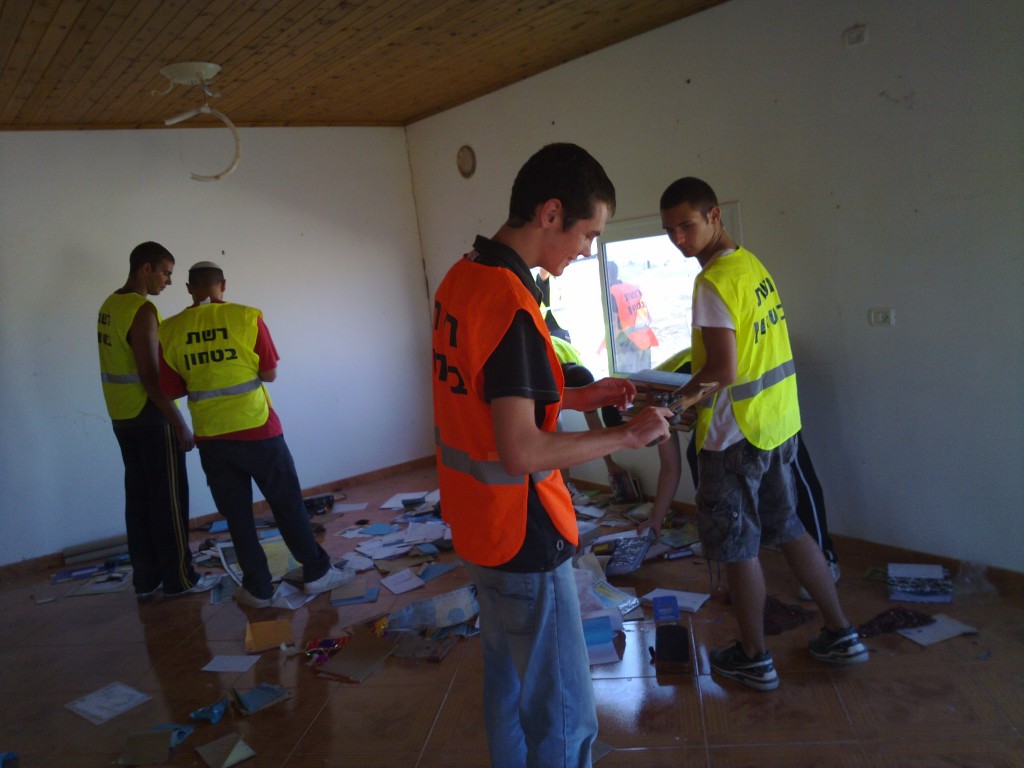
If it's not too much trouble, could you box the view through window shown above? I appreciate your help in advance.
[537,204,740,378]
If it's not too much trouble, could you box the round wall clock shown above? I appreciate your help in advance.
[456,145,476,178]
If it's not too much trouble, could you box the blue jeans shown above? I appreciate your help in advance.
[198,435,329,598]
[464,560,598,768]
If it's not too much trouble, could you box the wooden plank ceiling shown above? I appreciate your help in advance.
[0,0,726,130]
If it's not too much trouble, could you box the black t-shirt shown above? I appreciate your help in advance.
[472,236,575,572]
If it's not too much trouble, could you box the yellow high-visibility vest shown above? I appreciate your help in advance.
[550,335,583,366]
[97,292,154,420]
[692,247,800,451]
[159,303,271,437]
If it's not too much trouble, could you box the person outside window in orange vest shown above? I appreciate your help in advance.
[607,259,658,372]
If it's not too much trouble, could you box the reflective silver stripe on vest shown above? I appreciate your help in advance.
[435,428,552,486]
[100,372,141,384]
[188,377,262,402]
[729,359,796,402]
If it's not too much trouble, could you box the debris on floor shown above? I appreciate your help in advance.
[763,595,816,635]
[857,606,936,637]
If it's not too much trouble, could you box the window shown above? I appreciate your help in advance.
[538,203,741,377]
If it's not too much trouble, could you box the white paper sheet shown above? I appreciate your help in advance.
[380,568,425,594]
[66,682,151,724]
[897,613,979,646]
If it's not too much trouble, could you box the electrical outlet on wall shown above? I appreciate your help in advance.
[868,307,895,326]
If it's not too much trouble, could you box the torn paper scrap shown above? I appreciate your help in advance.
[197,733,255,768]
[66,682,151,725]
[231,683,292,715]
[383,585,479,631]
[190,699,228,724]
[381,492,430,509]
[380,568,425,595]
[897,613,979,646]
[583,612,622,666]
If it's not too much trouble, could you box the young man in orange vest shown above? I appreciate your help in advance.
[97,242,217,599]
[158,262,348,608]
[432,143,673,767]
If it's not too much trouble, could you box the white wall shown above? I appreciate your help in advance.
[2,0,1021,574]
[407,0,1024,571]
[0,127,434,565]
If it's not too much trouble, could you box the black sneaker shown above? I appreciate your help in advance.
[809,626,868,664]
[710,642,779,691]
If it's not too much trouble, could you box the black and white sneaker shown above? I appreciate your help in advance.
[710,642,779,691]
[809,626,868,664]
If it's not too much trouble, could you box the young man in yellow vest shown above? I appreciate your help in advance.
[158,262,348,608]
[97,242,217,598]
[659,177,867,691]
[645,349,841,602]
[432,143,673,767]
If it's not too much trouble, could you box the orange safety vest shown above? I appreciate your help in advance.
[432,255,577,567]
[610,281,658,350]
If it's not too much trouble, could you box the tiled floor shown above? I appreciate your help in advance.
[1,463,1022,767]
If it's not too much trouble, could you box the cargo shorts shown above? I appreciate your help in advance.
[695,435,804,562]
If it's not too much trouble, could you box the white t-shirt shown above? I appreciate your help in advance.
[693,253,744,451]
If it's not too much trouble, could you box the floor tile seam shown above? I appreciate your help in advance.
[827,670,858,728]
[986,703,1024,737]
[287,679,345,759]
[694,671,714,766]
[705,737,866,749]
[413,643,470,768]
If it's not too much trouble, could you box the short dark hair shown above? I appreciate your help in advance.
[659,177,719,217]
[188,266,225,287]
[129,241,173,272]
[507,143,616,230]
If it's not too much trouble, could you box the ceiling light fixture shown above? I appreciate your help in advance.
[153,61,240,182]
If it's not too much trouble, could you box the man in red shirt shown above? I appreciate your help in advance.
[159,261,347,607]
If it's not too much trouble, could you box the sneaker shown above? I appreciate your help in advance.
[303,565,354,595]
[710,642,779,691]
[809,626,868,664]
[165,572,221,598]
[798,560,841,601]
[234,586,274,608]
